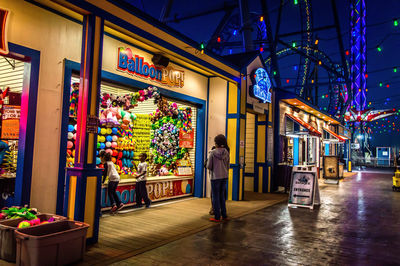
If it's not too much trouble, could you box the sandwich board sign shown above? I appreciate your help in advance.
[288,166,320,209]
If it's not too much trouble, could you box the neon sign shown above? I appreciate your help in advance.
[0,8,9,55]
[250,68,272,103]
[117,47,184,88]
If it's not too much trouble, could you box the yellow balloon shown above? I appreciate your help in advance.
[181,180,188,194]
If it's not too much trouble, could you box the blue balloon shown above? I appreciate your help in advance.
[100,143,106,149]
[122,158,127,167]
[98,127,101,134]
[96,151,99,156]
[112,128,118,135]
[186,184,191,194]
[96,157,101,165]
[106,136,113,142]
[68,125,74,132]
[123,151,127,158]
[130,151,134,159]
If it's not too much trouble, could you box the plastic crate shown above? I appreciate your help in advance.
[0,214,66,262]
[15,220,89,266]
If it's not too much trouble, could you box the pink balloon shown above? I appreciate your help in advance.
[111,142,117,148]
[106,149,113,155]
[67,141,73,149]
[125,48,133,59]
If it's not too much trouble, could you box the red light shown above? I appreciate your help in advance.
[345,50,349,55]
[365,74,368,78]
[260,47,264,52]
[217,37,221,43]
[387,84,390,88]
[286,79,290,83]
[326,94,328,98]
[393,108,396,111]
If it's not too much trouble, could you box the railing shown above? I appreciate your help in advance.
[351,156,395,168]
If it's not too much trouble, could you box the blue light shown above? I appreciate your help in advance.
[249,68,272,103]
[294,65,298,71]
[233,30,237,36]
[229,49,232,54]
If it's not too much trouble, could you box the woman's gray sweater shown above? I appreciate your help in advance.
[207,148,230,180]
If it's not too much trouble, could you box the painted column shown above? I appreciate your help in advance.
[293,138,299,166]
[63,15,104,244]
[226,81,246,200]
[254,114,271,193]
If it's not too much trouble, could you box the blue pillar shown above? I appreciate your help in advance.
[325,143,330,156]
[63,15,104,244]
[293,138,299,166]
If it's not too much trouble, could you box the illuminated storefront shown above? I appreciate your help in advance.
[274,96,347,190]
[0,0,245,243]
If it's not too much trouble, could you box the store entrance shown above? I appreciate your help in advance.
[64,76,198,211]
[0,56,24,206]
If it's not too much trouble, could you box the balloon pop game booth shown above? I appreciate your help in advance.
[66,80,196,211]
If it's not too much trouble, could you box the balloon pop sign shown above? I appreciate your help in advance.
[117,47,185,88]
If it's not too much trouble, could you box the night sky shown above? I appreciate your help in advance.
[125,0,400,151]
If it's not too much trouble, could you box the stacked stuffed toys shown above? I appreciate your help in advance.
[69,83,79,117]
[66,122,77,168]
[149,98,192,175]
[67,84,195,178]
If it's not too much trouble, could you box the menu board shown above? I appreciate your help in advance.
[1,105,20,140]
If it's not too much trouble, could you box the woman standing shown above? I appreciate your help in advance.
[207,134,230,222]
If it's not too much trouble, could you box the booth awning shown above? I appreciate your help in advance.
[285,113,322,137]
[323,128,347,142]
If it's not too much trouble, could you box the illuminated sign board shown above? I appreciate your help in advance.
[117,47,184,88]
[250,68,272,103]
[0,8,9,55]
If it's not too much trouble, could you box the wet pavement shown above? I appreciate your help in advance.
[112,170,400,265]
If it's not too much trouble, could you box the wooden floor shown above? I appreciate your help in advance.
[81,192,287,265]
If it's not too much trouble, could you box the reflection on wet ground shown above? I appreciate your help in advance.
[113,170,400,265]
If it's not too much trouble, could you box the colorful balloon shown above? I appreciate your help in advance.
[67,141,73,149]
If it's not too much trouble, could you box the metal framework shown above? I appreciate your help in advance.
[157,0,352,116]
[350,0,367,111]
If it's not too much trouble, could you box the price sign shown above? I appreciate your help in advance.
[179,129,194,148]
[86,115,99,134]
[1,105,20,139]
[176,158,193,176]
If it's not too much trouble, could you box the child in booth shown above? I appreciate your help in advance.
[134,153,151,208]
[100,151,124,212]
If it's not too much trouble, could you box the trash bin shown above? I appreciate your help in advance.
[0,214,66,262]
[15,220,89,266]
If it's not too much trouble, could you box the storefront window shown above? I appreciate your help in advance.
[0,57,23,179]
[66,76,196,189]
